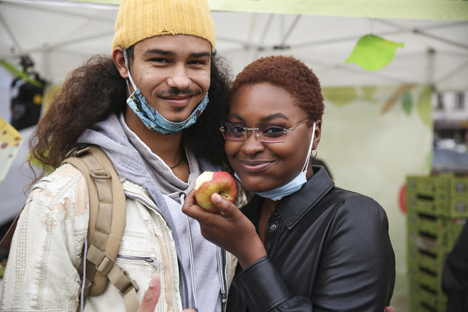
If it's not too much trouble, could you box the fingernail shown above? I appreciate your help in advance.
[213,193,221,203]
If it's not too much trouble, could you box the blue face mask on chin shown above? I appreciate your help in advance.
[126,89,209,135]
[234,122,316,202]
[235,171,307,202]
[123,50,208,135]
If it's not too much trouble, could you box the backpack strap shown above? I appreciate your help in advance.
[63,145,140,312]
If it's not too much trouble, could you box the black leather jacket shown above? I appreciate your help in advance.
[442,221,468,312]
[227,166,395,312]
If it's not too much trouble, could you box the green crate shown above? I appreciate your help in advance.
[407,229,452,254]
[407,210,419,230]
[407,176,419,194]
[417,215,450,237]
[451,177,468,196]
[449,218,467,241]
[411,196,450,217]
[434,175,452,195]
[407,193,418,214]
[450,196,468,218]
[407,239,448,272]
[415,177,437,197]
[408,261,420,281]
[409,281,447,312]
[419,266,442,290]
[415,198,438,216]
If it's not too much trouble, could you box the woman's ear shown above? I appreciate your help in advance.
[313,120,322,149]
[112,47,129,79]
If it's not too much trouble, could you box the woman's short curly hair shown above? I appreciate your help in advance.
[229,55,324,121]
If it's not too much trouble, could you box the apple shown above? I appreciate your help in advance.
[194,171,237,211]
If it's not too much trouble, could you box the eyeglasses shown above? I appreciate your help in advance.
[219,119,310,143]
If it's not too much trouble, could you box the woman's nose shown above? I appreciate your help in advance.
[241,130,264,155]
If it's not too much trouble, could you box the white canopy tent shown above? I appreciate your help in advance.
[0,0,467,90]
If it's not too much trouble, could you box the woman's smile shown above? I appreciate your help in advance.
[238,159,276,172]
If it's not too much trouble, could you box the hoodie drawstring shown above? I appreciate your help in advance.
[180,192,199,311]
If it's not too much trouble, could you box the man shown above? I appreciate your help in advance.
[0,0,235,311]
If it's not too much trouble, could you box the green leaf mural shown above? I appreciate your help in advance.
[322,87,358,107]
[381,84,415,115]
[361,86,377,97]
[417,86,433,128]
[345,35,404,71]
[424,150,432,174]
[402,90,412,115]
[360,86,379,104]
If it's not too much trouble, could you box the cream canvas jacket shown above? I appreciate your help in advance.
[0,164,236,312]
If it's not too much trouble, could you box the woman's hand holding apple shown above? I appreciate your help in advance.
[182,190,267,269]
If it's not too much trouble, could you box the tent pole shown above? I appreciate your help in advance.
[0,12,23,55]
[291,21,468,50]
[0,31,114,60]
[1,1,116,23]
[253,14,275,60]
[425,48,436,86]
[436,59,468,86]
[376,19,468,51]
[279,15,302,48]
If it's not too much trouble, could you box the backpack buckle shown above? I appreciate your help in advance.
[66,146,91,159]
[116,266,140,296]
[90,169,111,179]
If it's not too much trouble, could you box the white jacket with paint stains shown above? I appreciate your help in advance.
[0,113,236,312]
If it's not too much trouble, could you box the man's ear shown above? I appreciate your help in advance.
[112,47,129,79]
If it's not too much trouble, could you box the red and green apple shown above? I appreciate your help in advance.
[194,171,237,212]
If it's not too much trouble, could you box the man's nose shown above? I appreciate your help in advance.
[167,64,191,90]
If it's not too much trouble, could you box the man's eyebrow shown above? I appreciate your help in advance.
[144,49,175,56]
[190,52,211,58]
[143,50,211,58]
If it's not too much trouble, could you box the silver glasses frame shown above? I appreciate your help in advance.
[219,119,310,143]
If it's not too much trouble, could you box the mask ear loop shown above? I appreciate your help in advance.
[123,49,137,95]
[301,122,316,173]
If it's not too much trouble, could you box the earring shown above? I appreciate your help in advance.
[311,147,318,159]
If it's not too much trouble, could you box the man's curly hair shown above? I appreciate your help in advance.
[229,55,324,121]
[28,51,231,183]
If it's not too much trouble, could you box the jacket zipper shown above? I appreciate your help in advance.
[123,190,191,309]
[117,255,166,269]
[121,190,194,306]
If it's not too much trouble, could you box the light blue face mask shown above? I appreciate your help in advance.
[234,122,316,201]
[123,50,209,135]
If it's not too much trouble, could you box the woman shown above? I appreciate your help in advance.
[182,55,396,312]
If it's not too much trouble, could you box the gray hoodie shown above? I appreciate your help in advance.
[77,112,222,310]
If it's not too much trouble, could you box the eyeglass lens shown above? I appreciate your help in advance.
[222,121,288,142]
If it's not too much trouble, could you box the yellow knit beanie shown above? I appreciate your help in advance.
[112,0,216,51]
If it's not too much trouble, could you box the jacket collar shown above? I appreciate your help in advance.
[277,166,334,229]
[241,166,334,230]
